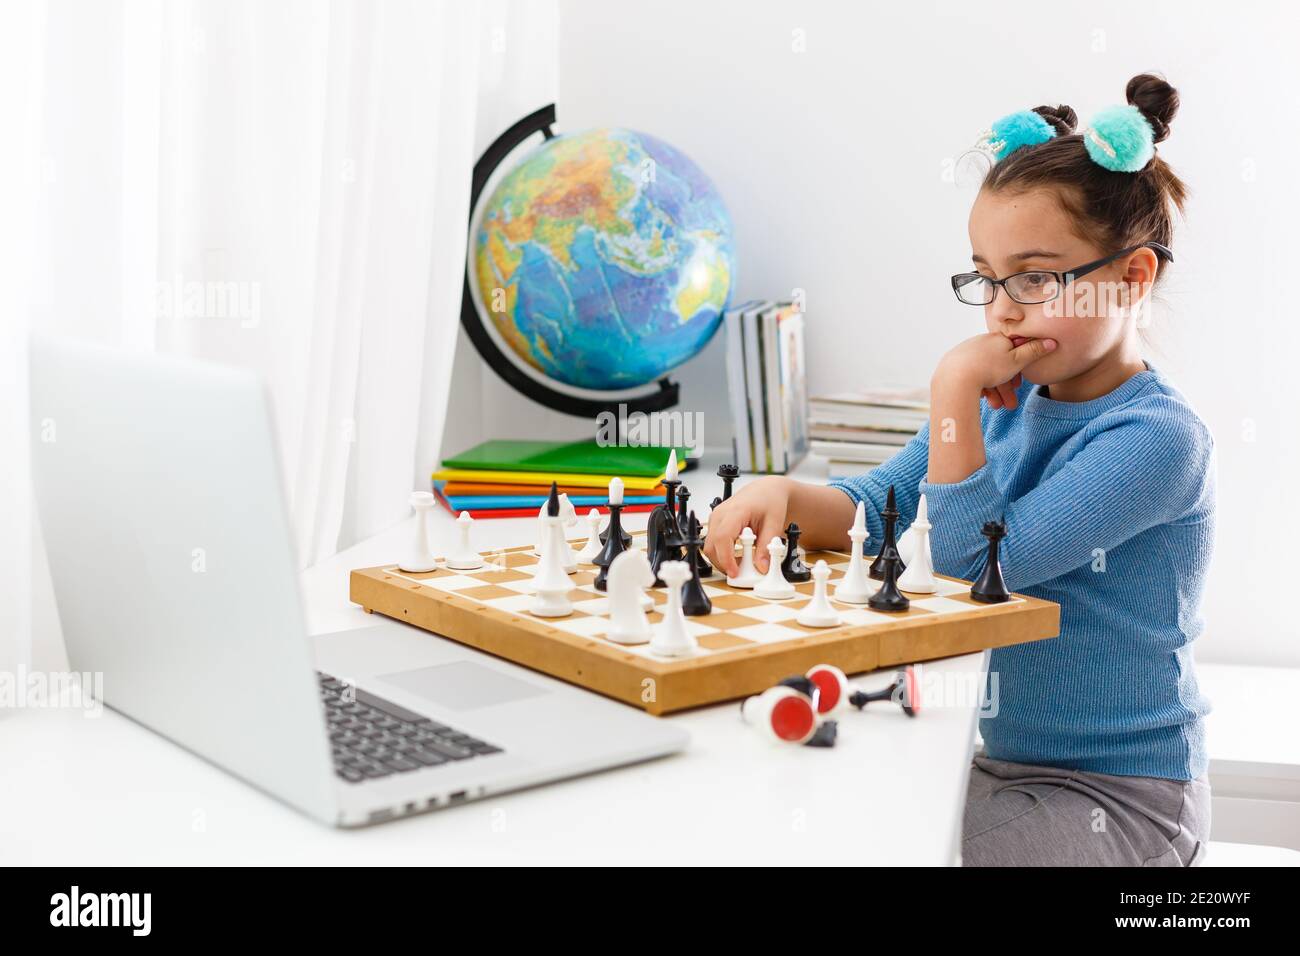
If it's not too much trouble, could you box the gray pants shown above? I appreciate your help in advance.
[961,749,1211,866]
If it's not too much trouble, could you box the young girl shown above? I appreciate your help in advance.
[704,74,1214,867]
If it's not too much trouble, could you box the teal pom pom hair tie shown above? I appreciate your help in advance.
[977,109,1057,162]
[1083,104,1155,172]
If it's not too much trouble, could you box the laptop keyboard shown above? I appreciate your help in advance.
[317,672,503,784]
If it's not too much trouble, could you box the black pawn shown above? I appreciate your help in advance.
[678,512,712,616]
[869,485,907,581]
[718,463,739,501]
[868,546,910,612]
[970,520,1011,604]
[780,523,811,583]
[593,500,628,592]
[677,486,713,578]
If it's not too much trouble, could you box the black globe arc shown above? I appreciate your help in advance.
[459,104,681,419]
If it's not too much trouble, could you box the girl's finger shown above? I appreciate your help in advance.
[704,514,741,576]
[752,518,783,573]
[996,380,1018,409]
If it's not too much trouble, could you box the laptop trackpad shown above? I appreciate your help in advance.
[377,661,548,712]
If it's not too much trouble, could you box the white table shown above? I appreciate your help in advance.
[0,454,988,865]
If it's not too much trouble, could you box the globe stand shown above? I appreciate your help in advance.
[459,104,681,420]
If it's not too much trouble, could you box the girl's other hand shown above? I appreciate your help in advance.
[702,476,791,576]
[936,332,1057,411]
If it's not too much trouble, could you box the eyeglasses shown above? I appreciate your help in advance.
[950,242,1174,306]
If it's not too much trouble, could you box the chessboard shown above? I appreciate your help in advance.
[351,531,1058,715]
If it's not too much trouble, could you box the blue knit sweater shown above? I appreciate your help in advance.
[829,362,1215,780]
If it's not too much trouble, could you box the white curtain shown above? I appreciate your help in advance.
[6,0,558,670]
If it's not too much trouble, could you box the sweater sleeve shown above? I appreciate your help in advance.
[918,400,1215,590]
[827,422,932,550]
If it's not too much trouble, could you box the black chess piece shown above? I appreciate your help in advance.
[718,463,739,501]
[592,497,629,592]
[597,481,632,548]
[970,519,1011,604]
[849,665,920,717]
[645,471,683,564]
[646,505,683,588]
[869,485,907,581]
[868,546,910,612]
[677,486,713,578]
[779,522,812,583]
[598,514,633,548]
[676,512,712,616]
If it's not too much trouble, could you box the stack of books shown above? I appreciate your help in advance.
[431,440,691,519]
[807,386,930,479]
[723,299,810,474]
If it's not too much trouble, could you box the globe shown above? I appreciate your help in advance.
[471,127,735,392]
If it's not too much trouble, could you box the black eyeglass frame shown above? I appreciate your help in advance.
[950,241,1175,306]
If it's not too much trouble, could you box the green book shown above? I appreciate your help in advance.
[441,440,692,478]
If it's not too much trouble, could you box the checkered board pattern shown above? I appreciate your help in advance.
[350,533,1059,715]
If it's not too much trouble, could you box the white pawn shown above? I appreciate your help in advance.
[556,503,579,573]
[445,511,484,570]
[399,492,439,573]
[605,550,655,645]
[797,560,842,627]
[834,501,872,604]
[530,513,573,618]
[650,561,697,657]
[754,537,797,600]
[898,495,937,593]
[727,526,761,588]
[575,508,603,563]
[897,492,926,565]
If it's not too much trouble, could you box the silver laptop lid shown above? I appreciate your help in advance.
[30,336,338,825]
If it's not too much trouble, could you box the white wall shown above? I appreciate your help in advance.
[451,0,1300,666]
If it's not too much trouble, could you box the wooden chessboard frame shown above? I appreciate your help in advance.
[350,534,1058,715]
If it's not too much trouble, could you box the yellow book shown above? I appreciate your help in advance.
[429,468,666,491]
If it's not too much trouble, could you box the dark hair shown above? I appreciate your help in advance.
[983,74,1187,272]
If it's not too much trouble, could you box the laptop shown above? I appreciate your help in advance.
[29,336,688,827]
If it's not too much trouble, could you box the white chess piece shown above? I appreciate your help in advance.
[605,550,655,644]
[897,495,938,593]
[444,511,484,570]
[556,495,579,573]
[897,493,927,565]
[727,526,761,588]
[650,561,696,657]
[399,492,439,572]
[754,537,797,600]
[533,491,578,559]
[534,494,579,572]
[834,501,873,604]
[530,513,573,617]
[797,560,842,627]
[575,508,603,563]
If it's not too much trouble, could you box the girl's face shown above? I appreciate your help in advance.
[967,187,1141,387]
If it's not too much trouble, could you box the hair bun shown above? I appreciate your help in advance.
[1032,105,1078,136]
[1126,73,1178,143]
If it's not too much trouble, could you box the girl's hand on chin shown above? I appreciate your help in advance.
[932,333,1058,411]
